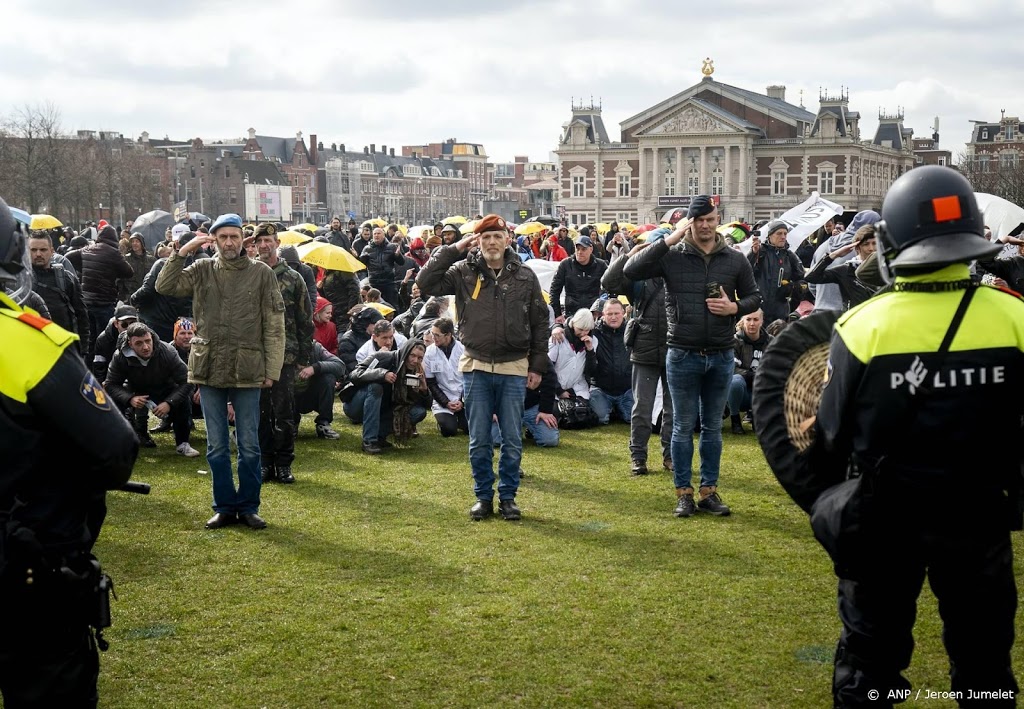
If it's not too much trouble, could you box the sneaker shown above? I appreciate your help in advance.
[316,424,340,440]
[630,460,649,476]
[362,441,383,455]
[277,465,295,484]
[697,486,731,516]
[499,499,522,521]
[674,489,696,518]
[469,499,493,521]
[176,442,201,458]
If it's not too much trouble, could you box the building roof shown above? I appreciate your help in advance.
[236,159,286,186]
[811,105,851,138]
[873,121,906,150]
[690,97,763,132]
[315,148,462,178]
[716,80,816,123]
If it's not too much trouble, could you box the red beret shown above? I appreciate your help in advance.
[474,214,507,234]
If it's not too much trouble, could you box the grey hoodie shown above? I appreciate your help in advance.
[810,210,880,311]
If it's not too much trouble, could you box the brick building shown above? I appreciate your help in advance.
[964,111,1023,172]
[554,66,917,226]
[403,139,488,214]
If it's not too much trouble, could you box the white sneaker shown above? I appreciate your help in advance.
[176,442,201,458]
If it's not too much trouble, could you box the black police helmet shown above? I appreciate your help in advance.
[0,196,25,276]
[879,165,999,270]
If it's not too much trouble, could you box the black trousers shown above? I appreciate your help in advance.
[435,409,468,437]
[832,513,1017,708]
[259,364,296,466]
[293,372,337,426]
[132,392,191,446]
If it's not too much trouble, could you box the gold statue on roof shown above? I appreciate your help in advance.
[702,58,715,76]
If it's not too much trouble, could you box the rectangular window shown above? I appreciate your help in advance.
[711,173,724,196]
[819,170,834,194]
[1000,153,1018,169]
[937,156,947,166]
[617,175,630,198]
[572,175,585,198]
[570,213,588,226]
[1006,125,1014,141]
[687,174,699,196]
[978,155,990,172]
[617,212,632,223]
[772,171,786,196]
[229,187,237,205]
[663,176,676,196]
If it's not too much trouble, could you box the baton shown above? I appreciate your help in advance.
[118,481,151,495]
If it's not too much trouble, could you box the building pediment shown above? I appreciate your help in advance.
[634,102,745,137]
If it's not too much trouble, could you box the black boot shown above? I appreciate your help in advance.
[277,465,295,484]
[730,414,745,435]
[261,464,277,483]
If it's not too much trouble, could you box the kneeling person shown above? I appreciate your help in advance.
[104,322,199,456]
[344,338,430,454]
[423,317,468,437]
[293,341,346,439]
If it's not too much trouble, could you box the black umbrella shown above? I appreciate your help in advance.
[526,214,559,226]
[132,210,176,251]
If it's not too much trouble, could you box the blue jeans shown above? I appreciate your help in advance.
[199,386,262,515]
[491,404,561,448]
[343,384,426,444]
[589,387,634,425]
[727,374,752,416]
[665,349,735,490]
[463,370,526,502]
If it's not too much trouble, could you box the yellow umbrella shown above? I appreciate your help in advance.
[514,222,546,236]
[277,230,312,246]
[594,222,611,235]
[460,219,481,234]
[441,215,467,226]
[406,224,434,240]
[361,218,387,228]
[658,223,672,230]
[295,241,365,273]
[394,224,408,236]
[364,301,395,317]
[618,222,637,233]
[31,214,63,230]
[292,222,317,233]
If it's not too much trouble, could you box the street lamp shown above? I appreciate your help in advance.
[415,177,423,224]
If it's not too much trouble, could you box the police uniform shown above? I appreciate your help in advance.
[814,167,1023,708]
[0,290,138,707]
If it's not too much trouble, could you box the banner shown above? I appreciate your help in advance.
[738,192,844,254]
[172,200,188,223]
[258,189,282,220]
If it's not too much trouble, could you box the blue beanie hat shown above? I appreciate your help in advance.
[686,195,715,219]
[210,213,243,234]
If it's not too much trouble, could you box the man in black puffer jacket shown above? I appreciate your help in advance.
[360,227,405,308]
[624,196,760,518]
[67,224,133,357]
[587,298,633,425]
[103,321,198,455]
[336,306,383,377]
[549,235,608,322]
[603,237,672,476]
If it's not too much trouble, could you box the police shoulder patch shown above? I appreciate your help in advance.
[81,372,113,410]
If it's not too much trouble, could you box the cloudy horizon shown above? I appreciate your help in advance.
[4,0,1022,166]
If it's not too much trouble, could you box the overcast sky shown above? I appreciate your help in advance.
[4,0,1022,166]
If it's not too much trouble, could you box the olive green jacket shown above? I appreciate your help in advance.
[155,252,285,387]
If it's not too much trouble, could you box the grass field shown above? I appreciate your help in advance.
[96,411,1023,708]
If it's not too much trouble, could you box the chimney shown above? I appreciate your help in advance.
[248,127,256,140]
[340,143,345,153]
[766,85,786,101]
[309,133,318,165]
[370,144,376,154]
[390,148,395,157]
[140,131,150,144]
[381,144,387,155]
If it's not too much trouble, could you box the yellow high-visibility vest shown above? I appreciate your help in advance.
[0,291,78,403]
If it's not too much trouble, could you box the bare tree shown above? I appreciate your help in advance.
[957,151,1024,206]
[0,103,66,213]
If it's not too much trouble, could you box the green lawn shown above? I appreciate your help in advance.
[97,412,1023,708]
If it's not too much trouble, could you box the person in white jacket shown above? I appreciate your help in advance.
[548,308,598,399]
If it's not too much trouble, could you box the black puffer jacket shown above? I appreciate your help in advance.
[321,270,362,327]
[602,253,668,368]
[623,234,761,351]
[733,327,772,388]
[91,319,120,381]
[130,258,194,343]
[360,240,406,287]
[590,319,632,395]
[120,240,156,301]
[103,327,192,410]
[549,255,608,319]
[747,242,805,324]
[78,226,133,309]
[978,255,1024,294]
[337,328,370,378]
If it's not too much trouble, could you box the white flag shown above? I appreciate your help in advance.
[738,192,844,254]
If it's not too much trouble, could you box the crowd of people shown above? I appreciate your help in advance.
[4,163,1024,706]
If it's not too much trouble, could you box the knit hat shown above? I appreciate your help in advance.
[98,225,119,244]
[409,237,426,251]
[173,317,195,340]
[474,214,506,234]
[352,306,383,329]
[278,245,300,264]
[210,213,243,234]
[763,220,789,238]
[314,296,332,315]
[425,235,442,249]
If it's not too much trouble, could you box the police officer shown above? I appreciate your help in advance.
[814,166,1023,707]
[0,197,139,708]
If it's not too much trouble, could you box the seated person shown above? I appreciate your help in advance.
[337,305,384,376]
[354,318,408,363]
[728,309,771,434]
[293,340,346,440]
[588,298,633,424]
[423,317,467,437]
[492,367,560,448]
[343,338,429,454]
[103,321,199,456]
[548,308,597,400]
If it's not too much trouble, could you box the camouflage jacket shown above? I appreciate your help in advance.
[271,259,313,366]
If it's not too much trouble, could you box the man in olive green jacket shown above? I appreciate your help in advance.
[156,213,285,530]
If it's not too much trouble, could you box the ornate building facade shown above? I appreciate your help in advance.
[555,64,917,225]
